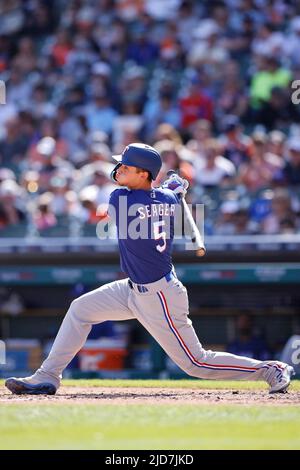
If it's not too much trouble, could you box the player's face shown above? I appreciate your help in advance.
[115,164,150,189]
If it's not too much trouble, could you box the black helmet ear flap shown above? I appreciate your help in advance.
[111,162,122,181]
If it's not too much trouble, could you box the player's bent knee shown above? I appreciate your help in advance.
[175,361,196,377]
[69,294,103,323]
[184,365,198,377]
[177,353,207,378]
[180,362,207,379]
[68,297,86,320]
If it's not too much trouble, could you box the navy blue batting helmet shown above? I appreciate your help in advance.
[111,143,162,181]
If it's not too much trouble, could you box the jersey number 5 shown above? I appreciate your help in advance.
[154,220,167,253]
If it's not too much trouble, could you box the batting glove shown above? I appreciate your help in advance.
[162,174,189,198]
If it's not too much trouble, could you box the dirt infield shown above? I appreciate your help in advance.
[1,386,300,405]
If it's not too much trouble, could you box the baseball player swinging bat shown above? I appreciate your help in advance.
[166,170,206,257]
[5,143,294,396]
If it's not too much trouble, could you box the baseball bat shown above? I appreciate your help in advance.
[166,170,206,257]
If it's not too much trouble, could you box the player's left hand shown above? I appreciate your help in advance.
[162,174,189,198]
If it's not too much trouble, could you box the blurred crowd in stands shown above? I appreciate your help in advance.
[0,0,300,238]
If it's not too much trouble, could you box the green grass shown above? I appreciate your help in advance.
[0,380,300,450]
[1,379,300,390]
[0,404,299,450]
[53,378,300,391]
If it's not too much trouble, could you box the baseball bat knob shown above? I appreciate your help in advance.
[166,169,177,177]
[196,248,206,257]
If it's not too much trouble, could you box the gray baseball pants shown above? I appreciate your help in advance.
[37,274,275,389]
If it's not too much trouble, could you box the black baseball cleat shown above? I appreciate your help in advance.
[5,378,57,395]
